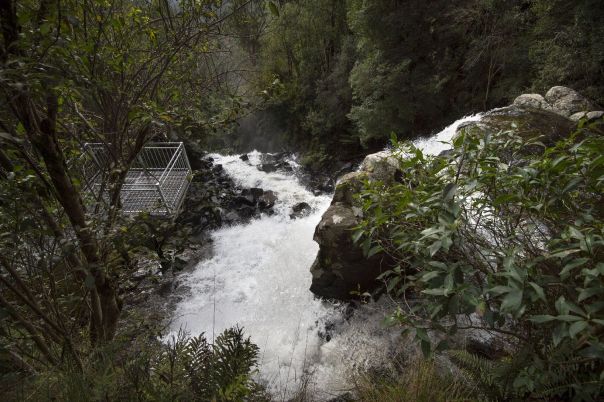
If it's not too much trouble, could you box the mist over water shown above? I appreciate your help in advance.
[169,114,483,398]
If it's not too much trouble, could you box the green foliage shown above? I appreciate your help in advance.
[10,327,267,402]
[529,0,604,105]
[238,0,604,166]
[353,358,473,402]
[355,119,604,400]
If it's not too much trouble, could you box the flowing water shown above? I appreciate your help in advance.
[169,113,484,399]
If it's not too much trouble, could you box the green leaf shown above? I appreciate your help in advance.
[420,271,441,282]
[501,289,523,312]
[548,249,581,259]
[420,226,442,238]
[528,282,546,302]
[529,315,556,323]
[351,229,364,244]
[578,287,604,302]
[555,315,583,322]
[421,288,448,296]
[568,226,584,239]
[562,176,582,193]
[268,1,279,17]
[367,245,382,258]
[386,276,401,293]
[428,240,442,257]
[415,327,430,343]
[568,321,588,338]
[560,258,589,277]
[489,285,512,295]
[442,183,457,202]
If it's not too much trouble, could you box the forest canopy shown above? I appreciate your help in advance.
[234,0,604,169]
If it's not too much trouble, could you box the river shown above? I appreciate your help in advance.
[169,113,483,399]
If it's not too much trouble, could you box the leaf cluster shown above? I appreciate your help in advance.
[355,119,604,400]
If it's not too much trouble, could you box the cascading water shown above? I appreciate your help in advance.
[169,113,484,398]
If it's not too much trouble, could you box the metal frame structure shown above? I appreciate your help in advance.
[81,142,191,216]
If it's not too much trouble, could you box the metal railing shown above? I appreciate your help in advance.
[81,142,192,216]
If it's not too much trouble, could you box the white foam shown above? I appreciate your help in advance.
[170,112,485,398]
[412,112,484,156]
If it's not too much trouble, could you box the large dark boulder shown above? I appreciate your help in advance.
[309,153,398,300]
[463,105,576,146]
[310,87,590,301]
[258,191,277,209]
[290,202,312,219]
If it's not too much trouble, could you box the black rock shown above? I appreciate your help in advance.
[258,191,277,209]
[258,163,277,173]
[239,154,249,161]
[319,178,334,192]
[234,194,255,206]
[276,161,293,171]
[250,187,264,199]
[290,202,312,219]
[224,211,239,223]
[211,164,223,173]
[237,205,256,219]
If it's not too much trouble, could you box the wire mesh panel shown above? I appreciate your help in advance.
[81,142,191,216]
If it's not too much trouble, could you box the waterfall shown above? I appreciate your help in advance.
[169,113,484,398]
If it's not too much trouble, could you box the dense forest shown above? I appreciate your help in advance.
[0,0,603,401]
[226,0,604,171]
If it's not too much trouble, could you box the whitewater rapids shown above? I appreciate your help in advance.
[169,112,484,398]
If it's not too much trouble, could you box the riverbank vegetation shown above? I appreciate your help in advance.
[1,0,603,401]
[355,119,604,400]
[0,0,266,399]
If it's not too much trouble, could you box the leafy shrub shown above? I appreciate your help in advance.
[6,327,267,402]
[355,119,604,400]
[353,358,473,402]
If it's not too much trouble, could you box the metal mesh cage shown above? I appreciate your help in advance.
[81,142,192,216]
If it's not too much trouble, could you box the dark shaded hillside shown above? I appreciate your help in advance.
[229,0,604,170]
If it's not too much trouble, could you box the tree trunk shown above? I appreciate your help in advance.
[20,95,122,343]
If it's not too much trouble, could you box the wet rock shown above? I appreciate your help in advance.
[234,194,256,207]
[258,163,277,173]
[572,110,604,122]
[237,205,256,219]
[569,110,604,122]
[290,202,312,219]
[545,86,596,117]
[277,160,293,172]
[250,187,264,199]
[360,151,400,183]
[319,178,334,193]
[570,111,588,121]
[157,279,175,297]
[211,164,223,173]
[258,191,277,209]
[183,141,206,170]
[513,93,552,111]
[239,154,249,161]
[334,162,354,179]
[326,393,354,402]
[310,204,389,300]
[224,211,239,223]
[462,106,575,147]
